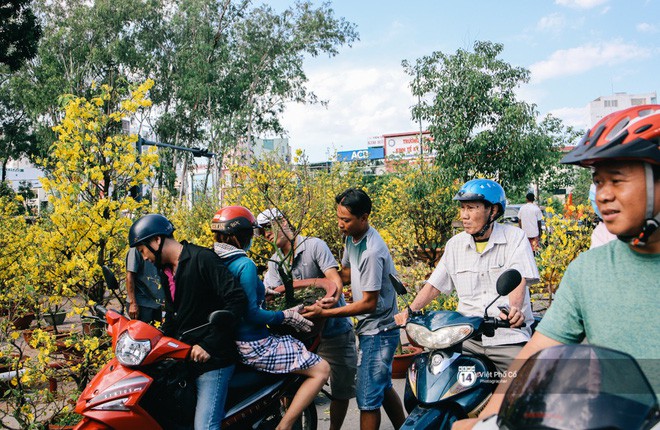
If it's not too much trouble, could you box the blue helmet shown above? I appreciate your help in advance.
[454,179,506,219]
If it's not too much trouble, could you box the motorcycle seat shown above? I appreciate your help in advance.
[229,363,285,389]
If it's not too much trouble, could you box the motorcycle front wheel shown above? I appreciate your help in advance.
[258,398,318,430]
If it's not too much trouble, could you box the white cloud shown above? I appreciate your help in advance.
[636,22,658,33]
[554,0,608,9]
[537,13,566,32]
[548,106,590,129]
[529,40,651,83]
[281,66,417,162]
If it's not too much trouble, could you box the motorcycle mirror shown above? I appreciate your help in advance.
[495,269,522,296]
[389,273,408,296]
[102,265,120,291]
[484,269,523,319]
[208,310,233,326]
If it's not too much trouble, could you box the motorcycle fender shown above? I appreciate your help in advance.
[411,353,494,410]
[399,405,453,430]
[76,359,150,405]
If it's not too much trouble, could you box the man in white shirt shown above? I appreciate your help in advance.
[518,192,543,252]
[395,179,539,373]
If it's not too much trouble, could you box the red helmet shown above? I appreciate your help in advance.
[561,104,660,166]
[561,104,660,247]
[211,206,257,235]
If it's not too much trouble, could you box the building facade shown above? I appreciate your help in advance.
[588,91,657,126]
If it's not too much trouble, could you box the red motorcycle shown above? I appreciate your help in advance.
[73,271,318,429]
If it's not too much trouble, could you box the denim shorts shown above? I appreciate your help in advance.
[356,330,399,410]
[317,329,358,400]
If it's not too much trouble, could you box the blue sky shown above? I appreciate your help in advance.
[267,0,659,162]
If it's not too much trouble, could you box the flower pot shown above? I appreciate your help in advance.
[0,354,26,394]
[269,278,337,341]
[43,311,67,327]
[391,345,423,379]
[12,312,36,330]
[82,320,106,337]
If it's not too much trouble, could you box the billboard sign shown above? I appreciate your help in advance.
[336,146,385,162]
[384,132,434,159]
[367,135,384,147]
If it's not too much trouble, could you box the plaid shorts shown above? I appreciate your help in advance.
[237,334,322,374]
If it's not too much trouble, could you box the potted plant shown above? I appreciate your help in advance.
[392,343,423,379]
[11,311,36,330]
[48,410,82,429]
[266,278,337,340]
[40,296,72,329]
[43,309,67,327]
[0,286,38,330]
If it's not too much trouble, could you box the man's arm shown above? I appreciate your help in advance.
[125,271,140,319]
[452,332,562,429]
[503,278,527,328]
[338,266,351,285]
[316,267,343,308]
[303,289,379,318]
[394,282,441,325]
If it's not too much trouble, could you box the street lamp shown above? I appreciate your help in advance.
[131,135,216,201]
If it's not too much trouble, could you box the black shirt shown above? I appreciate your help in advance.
[161,241,246,370]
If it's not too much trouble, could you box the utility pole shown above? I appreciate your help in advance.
[417,67,423,157]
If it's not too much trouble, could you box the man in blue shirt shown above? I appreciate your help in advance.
[126,247,164,324]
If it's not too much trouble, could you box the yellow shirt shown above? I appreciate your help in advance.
[475,241,488,254]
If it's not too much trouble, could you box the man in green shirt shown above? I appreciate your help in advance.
[455,104,660,429]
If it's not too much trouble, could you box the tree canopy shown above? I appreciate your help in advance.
[0,0,42,72]
[403,41,572,194]
[6,0,358,196]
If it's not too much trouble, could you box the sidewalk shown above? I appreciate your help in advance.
[314,377,407,430]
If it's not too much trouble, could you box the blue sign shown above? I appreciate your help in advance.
[336,146,384,162]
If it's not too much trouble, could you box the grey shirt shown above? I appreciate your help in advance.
[263,236,353,337]
[126,247,164,309]
[341,226,399,336]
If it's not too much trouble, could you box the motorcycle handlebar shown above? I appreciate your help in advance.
[493,318,526,328]
[94,304,108,317]
[382,324,405,333]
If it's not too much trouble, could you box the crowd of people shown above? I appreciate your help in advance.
[126,104,660,429]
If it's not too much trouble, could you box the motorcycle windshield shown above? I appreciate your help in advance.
[498,344,659,430]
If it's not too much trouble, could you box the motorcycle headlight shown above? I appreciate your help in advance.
[115,331,151,366]
[406,323,473,349]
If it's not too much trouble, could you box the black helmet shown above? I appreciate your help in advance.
[128,214,175,248]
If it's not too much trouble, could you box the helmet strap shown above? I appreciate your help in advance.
[621,163,660,247]
[472,206,496,240]
[145,236,166,269]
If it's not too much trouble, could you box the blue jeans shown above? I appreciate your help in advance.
[195,364,234,429]
[356,330,399,410]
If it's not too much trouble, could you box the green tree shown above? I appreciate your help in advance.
[11,0,358,197]
[9,0,164,160]
[152,0,358,196]
[0,0,42,72]
[372,160,459,268]
[0,86,36,181]
[404,41,552,191]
